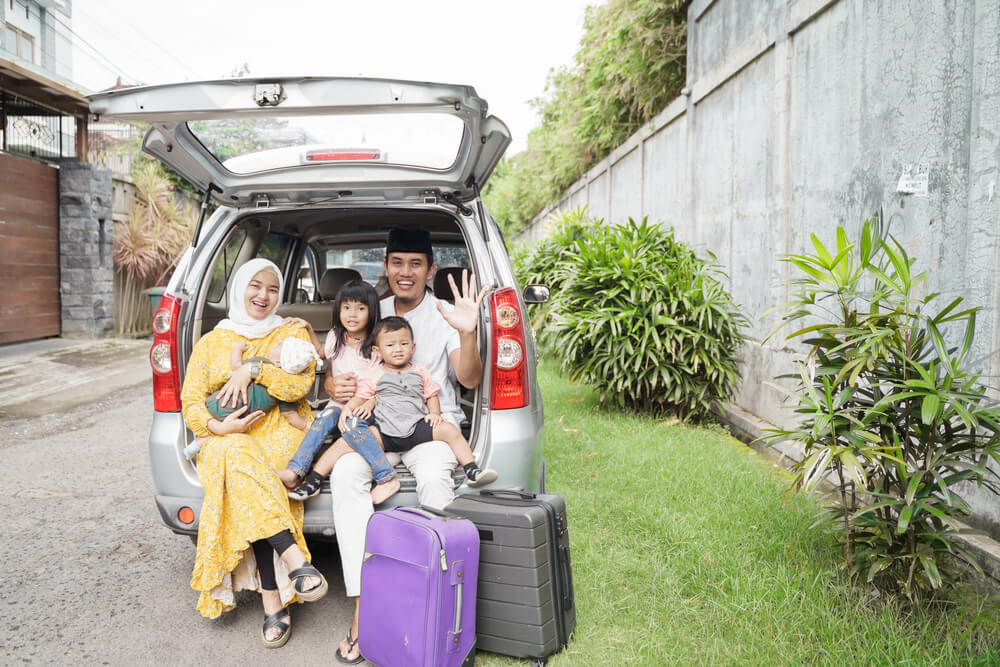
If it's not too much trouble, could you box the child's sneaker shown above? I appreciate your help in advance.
[288,471,324,501]
[463,464,497,488]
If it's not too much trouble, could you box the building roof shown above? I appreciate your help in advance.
[0,55,90,116]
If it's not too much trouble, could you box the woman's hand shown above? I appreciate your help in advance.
[424,412,444,427]
[325,371,358,403]
[208,406,266,435]
[217,363,254,408]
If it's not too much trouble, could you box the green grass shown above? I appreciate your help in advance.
[477,360,1000,666]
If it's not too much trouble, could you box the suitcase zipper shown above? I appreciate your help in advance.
[440,548,448,571]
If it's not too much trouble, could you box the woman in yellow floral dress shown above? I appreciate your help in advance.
[181,257,327,648]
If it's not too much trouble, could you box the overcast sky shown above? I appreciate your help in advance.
[70,0,598,153]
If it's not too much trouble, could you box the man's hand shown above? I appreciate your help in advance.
[437,269,490,334]
[325,371,358,403]
[218,363,253,408]
[424,412,444,427]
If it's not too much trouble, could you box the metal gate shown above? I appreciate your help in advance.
[0,151,60,343]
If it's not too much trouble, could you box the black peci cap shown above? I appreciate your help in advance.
[386,228,434,263]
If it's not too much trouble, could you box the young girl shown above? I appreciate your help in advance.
[279,280,397,500]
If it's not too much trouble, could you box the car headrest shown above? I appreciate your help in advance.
[319,267,363,300]
[433,266,468,303]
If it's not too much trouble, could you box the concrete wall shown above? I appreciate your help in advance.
[521,0,1000,535]
[59,161,114,337]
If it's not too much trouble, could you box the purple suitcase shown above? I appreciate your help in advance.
[359,506,480,667]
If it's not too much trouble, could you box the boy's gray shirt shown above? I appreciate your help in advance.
[374,369,428,438]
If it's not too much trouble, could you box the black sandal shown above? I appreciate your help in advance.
[335,629,363,664]
[261,609,291,648]
[287,473,323,501]
[288,562,328,602]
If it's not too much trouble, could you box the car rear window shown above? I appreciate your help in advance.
[326,245,469,285]
[188,113,465,174]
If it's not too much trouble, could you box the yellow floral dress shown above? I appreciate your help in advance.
[180,322,316,619]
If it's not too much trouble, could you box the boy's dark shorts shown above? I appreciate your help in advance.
[378,420,434,453]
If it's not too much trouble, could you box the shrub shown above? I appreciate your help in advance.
[542,216,745,418]
[764,217,1000,603]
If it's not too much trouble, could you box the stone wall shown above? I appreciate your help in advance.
[58,161,114,337]
[521,0,1000,535]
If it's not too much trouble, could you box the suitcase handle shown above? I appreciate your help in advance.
[559,543,574,611]
[479,489,537,500]
[396,506,443,520]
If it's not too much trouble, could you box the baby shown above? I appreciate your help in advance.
[183,336,318,460]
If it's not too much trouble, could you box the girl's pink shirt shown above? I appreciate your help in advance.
[323,331,378,408]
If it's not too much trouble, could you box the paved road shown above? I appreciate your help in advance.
[0,380,360,664]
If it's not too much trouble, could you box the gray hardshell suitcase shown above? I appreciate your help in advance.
[444,489,575,663]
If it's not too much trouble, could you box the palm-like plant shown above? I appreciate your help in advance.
[113,160,197,333]
[765,216,1000,602]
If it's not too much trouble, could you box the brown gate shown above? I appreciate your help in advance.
[0,152,60,343]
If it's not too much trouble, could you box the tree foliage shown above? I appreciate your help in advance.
[485,0,690,234]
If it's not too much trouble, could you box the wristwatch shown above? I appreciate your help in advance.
[249,361,261,380]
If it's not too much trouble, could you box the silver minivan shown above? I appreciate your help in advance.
[89,77,547,539]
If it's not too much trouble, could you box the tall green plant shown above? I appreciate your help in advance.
[547,217,745,418]
[113,160,197,334]
[484,0,690,234]
[764,217,1000,603]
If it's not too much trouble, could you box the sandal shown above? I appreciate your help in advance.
[261,609,291,648]
[288,562,328,602]
[287,473,323,501]
[335,629,363,664]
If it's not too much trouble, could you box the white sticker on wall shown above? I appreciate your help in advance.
[896,163,929,197]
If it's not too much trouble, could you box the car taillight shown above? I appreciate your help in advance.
[150,294,182,412]
[304,148,381,162]
[490,287,529,410]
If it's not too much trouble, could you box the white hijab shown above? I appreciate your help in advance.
[214,258,286,339]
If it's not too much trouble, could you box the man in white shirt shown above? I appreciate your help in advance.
[330,228,488,664]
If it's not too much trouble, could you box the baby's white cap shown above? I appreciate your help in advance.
[280,337,319,374]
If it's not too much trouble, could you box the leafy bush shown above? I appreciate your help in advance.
[764,218,1000,603]
[484,0,690,234]
[527,216,745,418]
